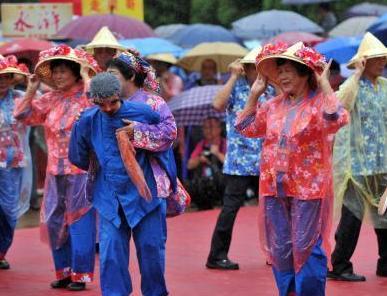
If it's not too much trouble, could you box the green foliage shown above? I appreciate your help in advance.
[144,0,387,29]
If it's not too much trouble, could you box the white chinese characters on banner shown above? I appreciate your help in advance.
[1,3,73,38]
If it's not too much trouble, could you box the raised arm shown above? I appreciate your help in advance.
[213,59,244,111]
[315,60,350,134]
[13,74,49,125]
[335,58,364,112]
[235,74,269,138]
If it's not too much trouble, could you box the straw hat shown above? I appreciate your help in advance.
[35,44,100,88]
[146,53,177,65]
[240,47,262,64]
[84,26,125,52]
[256,42,327,86]
[0,55,30,77]
[347,32,387,69]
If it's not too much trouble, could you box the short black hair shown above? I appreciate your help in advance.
[276,58,317,90]
[49,59,81,81]
[106,58,146,88]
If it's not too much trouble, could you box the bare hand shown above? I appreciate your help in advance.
[27,74,40,93]
[228,59,244,77]
[354,57,366,78]
[80,65,90,83]
[315,59,332,89]
[116,119,134,139]
[251,73,267,95]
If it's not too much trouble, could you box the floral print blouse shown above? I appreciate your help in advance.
[236,91,349,200]
[14,83,90,175]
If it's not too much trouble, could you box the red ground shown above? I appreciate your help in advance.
[1,206,386,295]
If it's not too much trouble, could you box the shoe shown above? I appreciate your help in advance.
[0,259,10,270]
[50,277,72,289]
[327,271,366,282]
[67,282,86,291]
[206,259,239,270]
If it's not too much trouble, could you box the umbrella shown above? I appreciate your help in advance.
[367,14,387,45]
[232,10,323,40]
[154,24,187,39]
[56,14,155,41]
[0,38,56,65]
[167,85,225,127]
[329,16,378,38]
[177,42,248,73]
[267,31,324,47]
[345,2,387,18]
[168,24,240,48]
[315,36,361,64]
[119,37,183,57]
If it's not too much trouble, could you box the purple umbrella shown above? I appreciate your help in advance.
[167,85,225,127]
[56,14,155,41]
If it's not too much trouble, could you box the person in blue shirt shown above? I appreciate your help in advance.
[69,72,176,296]
[206,50,275,270]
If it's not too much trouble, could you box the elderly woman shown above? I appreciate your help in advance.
[13,45,100,291]
[236,42,349,296]
[329,33,387,281]
[0,56,30,270]
[101,51,178,295]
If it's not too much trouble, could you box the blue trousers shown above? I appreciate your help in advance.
[272,239,327,296]
[51,208,96,282]
[265,196,327,296]
[0,168,22,259]
[99,200,168,296]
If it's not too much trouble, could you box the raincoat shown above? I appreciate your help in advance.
[0,89,31,260]
[14,82,96,282]
[333,76,387,227]
[236,91,349,295]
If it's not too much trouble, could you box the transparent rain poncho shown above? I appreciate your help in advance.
[333,76,387,228]
[236,91,349,272]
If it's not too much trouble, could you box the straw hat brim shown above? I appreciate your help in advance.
[256,53,311,86]
[347,53,387,69]
[146,53,177,65]
[35,56,97,88]
[0,67,29,77]
[84,43,126,52]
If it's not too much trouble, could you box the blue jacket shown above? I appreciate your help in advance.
[69,101,177,228]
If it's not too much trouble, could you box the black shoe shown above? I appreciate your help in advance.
[327,271,366,282]
[67,282,86,291]
[50,277,72,289]
[206,259,239,270]
[0,259,10,270]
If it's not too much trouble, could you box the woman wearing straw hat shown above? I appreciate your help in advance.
[236,42,349,295]
[328,32,387,282]
[0,55,31,270]
[84,26,125,71]
[13,44,100,291]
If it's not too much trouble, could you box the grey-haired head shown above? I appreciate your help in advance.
[89,72,121,102]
